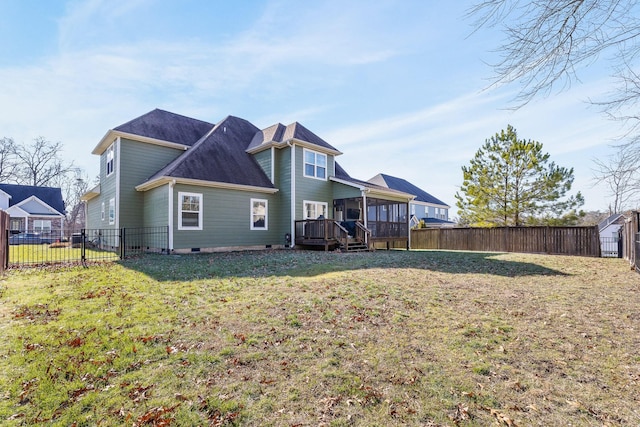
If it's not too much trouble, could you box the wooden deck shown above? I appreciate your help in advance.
[294,219,371,252]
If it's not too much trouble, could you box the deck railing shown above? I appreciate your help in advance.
[294,219,373,250]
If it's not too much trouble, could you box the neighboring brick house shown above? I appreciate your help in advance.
[0,183,66,237]
[82,109,417,252]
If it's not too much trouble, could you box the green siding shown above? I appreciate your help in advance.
[274,146,292,237]
[294,146,335,219]
[119,139,184,229]
[85,198,102,229]
[253,150,273,182]
[332,182,362,200]
[94,139,118,230]
[143,185,169,228]
[172,184,281,250]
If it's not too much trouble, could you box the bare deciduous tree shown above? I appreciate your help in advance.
[60,169,89,233]
[468,0,640,108]
[593,146,639,213]
[13,137,75,187]
[0,137,18,183]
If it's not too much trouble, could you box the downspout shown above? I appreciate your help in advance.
[407,198,412,250]
[270,146,275,184]
[168,179,176,252]
[115,136,121,230]
[288,140,295,248]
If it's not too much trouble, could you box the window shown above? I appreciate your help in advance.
[435,207,447,220]
[106,143,115,177]
[304,201,328,219]
[251,199,268,230]
[303,149,327,180]
[178,192,202,230]
[101,202,105,221]
[108,198,115,225]
[33,220,52,233]
[9,218,22,231]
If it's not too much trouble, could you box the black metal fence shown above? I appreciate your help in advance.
[7,227,169,268]
[600,236,622,258]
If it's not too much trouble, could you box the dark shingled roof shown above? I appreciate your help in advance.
[0,183,65,214]
[247,122,339,152]
[114,108,214,147]
[148,116,275,189]
[369,174,448,206]
[334,162,352,179]
[333,163,412,196]
[422,217,456,225]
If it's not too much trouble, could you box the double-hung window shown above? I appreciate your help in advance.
[251,199,268,230]
[179,192,202,230]
[106,144,115,177]
[303,149,327,180]
[304,201,328,220]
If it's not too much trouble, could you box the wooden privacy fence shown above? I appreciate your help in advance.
[0,210,9,273]
[411,226,601,257]
[620,211,640,271]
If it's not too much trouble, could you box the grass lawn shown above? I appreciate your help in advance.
[0,250,639,426]
[8,243,119,266]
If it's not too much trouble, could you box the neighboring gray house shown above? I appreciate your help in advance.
[598,213,625,257]
[368,174,454,228]
[0,183,66,236]
[82,109,416,252]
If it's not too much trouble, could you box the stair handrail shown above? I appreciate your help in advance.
[333,221,350,249]
[355,222,372,250]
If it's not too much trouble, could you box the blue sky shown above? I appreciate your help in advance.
[0,0,629,213]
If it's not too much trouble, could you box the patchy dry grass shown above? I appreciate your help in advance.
[0,250,639,426]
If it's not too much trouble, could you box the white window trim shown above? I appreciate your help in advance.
[106,143,115,177]
[178,191,203,230]
[33,219,52,233]
[108,198,115,225]
[303,200,328,220]
[101,202,105,221]
[250,198,268,230]
[303,148,328,181]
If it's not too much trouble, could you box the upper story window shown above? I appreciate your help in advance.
[304,149,327,180]
[178,192,202,230]
[106,143,115,177]
[251,199,268,230]
[434,207,447,220]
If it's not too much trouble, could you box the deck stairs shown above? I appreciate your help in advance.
[339,236,370,252]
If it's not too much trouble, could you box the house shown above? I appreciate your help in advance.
[367,174,454,228]
[82,109,416,253]
[598,213,625,257]
[0,183,66,237]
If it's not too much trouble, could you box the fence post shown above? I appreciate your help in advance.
[4,228,8,272]
[120,228,126,259]
[81,229,86,266]
[166,225,170,254]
